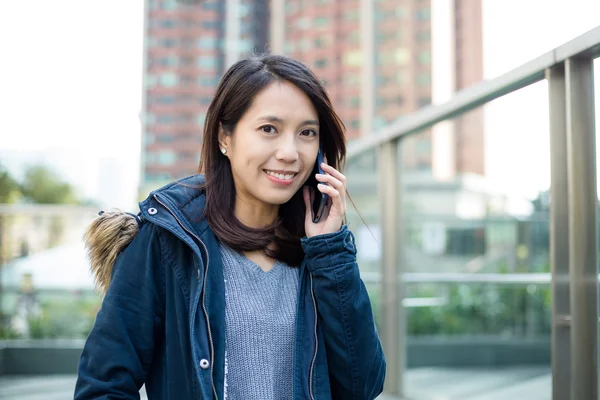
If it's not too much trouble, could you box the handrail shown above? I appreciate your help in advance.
[347,25,600,159]
[360,271,552,285]
[0,272,554,293]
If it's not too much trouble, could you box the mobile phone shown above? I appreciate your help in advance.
[312,148,329,223]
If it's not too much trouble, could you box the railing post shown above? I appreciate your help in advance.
[379,139,404,396]
[565,56,598,400]
[547,63,571,400]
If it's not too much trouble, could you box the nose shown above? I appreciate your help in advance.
[275,136,299,163]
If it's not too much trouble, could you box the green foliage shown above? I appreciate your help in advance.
[368,279,552,337]
[0,163,84,205]
[0,325,21,340]
[26,296,100,339]
[20,165,79,204]
[407,284,551,336]
[0,163,21,203]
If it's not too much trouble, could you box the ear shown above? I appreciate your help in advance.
[217,123,232,150]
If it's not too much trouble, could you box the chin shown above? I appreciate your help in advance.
[260,190,297,206]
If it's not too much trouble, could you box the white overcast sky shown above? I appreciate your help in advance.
[0,0,599,209]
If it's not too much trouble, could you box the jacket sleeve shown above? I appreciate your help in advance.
[74,223,166,399]
[301,225,386,400]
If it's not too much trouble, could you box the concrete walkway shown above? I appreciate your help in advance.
[0,366,550,400]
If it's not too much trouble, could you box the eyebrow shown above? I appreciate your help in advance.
[257,115,319,126]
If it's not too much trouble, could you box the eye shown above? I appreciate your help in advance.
[260,125,277,134]
[300,129,318,137]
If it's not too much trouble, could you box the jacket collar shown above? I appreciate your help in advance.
[141,174,211,241]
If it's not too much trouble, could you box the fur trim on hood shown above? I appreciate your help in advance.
[83,210,141,295]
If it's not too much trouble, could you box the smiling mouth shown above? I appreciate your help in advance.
[264,170,297,180]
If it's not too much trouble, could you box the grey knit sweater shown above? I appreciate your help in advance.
[219,243,300,400]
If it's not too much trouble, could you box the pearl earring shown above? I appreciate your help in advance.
[221,148,227,155]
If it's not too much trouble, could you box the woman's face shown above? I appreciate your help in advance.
[220,80,320,210]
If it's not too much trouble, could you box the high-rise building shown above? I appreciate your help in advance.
[139,0,269,197]
[140,0,484,198]
[270,0,484,175]
[431,0,484,178]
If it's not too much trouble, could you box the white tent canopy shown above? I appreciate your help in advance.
[2,243,95,290]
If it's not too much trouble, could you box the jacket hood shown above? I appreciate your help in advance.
[83,210,141,295]
[84,174,206,294]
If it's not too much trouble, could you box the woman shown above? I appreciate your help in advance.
[75,54,386,400]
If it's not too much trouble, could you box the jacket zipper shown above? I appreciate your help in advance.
[309,274,318,400]
[153,195,219,400]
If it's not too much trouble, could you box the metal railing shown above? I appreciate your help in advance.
[346,26,600,399]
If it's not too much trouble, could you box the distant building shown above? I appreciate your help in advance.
[140,0,269,197]
[271,0,484,176]
[139,0,485,198]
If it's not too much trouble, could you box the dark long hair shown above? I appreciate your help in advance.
[198,54,346,266]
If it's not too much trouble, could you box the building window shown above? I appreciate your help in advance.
[238,3,251,17]
[315,58,327,68]
[157,151,177,166]
[198,37,217,49]
[416,73,431,86]
[161,38,177,48]
[146,172,173,182]
[314,17,328,28]
[375,75,391,86]
[180,75,195,85]
[145,74,157,88]
[349,97,360,107]
[239,38,254,52]
[315,37,328,48]
[203,1,221,11]
[197,76,218,87]
[344,51,362,67]
[202,20,220,29]
[284,42,295,53]
[157,115,175,124]
[416,30,431,42]
[285,2,298,15]
[299,38,311,51]
[161,1,178,11]
[418,51,431,65]
[394,48,409,65]
[345,9,359,21]
[160,72,179,87]
[161,19,176,29]
[416,9,431,21]
[157,95,176,104]
[350,120,360,129]
[418,97,432,107]
[156,134,174,143]
[344,74,360,86]
[145,112,157,124]
[197,57,218,69]
[297,17,310,30]
[144,133,155,145]
[197,114,206,126]
[396,71,406,85]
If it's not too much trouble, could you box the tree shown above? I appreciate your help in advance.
[0,163,21,203]
[20,165,79,204]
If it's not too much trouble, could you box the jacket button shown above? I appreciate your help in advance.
[199,359,210,369]
[148,207,157,215]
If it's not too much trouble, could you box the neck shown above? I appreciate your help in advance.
[234,196,279,228]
